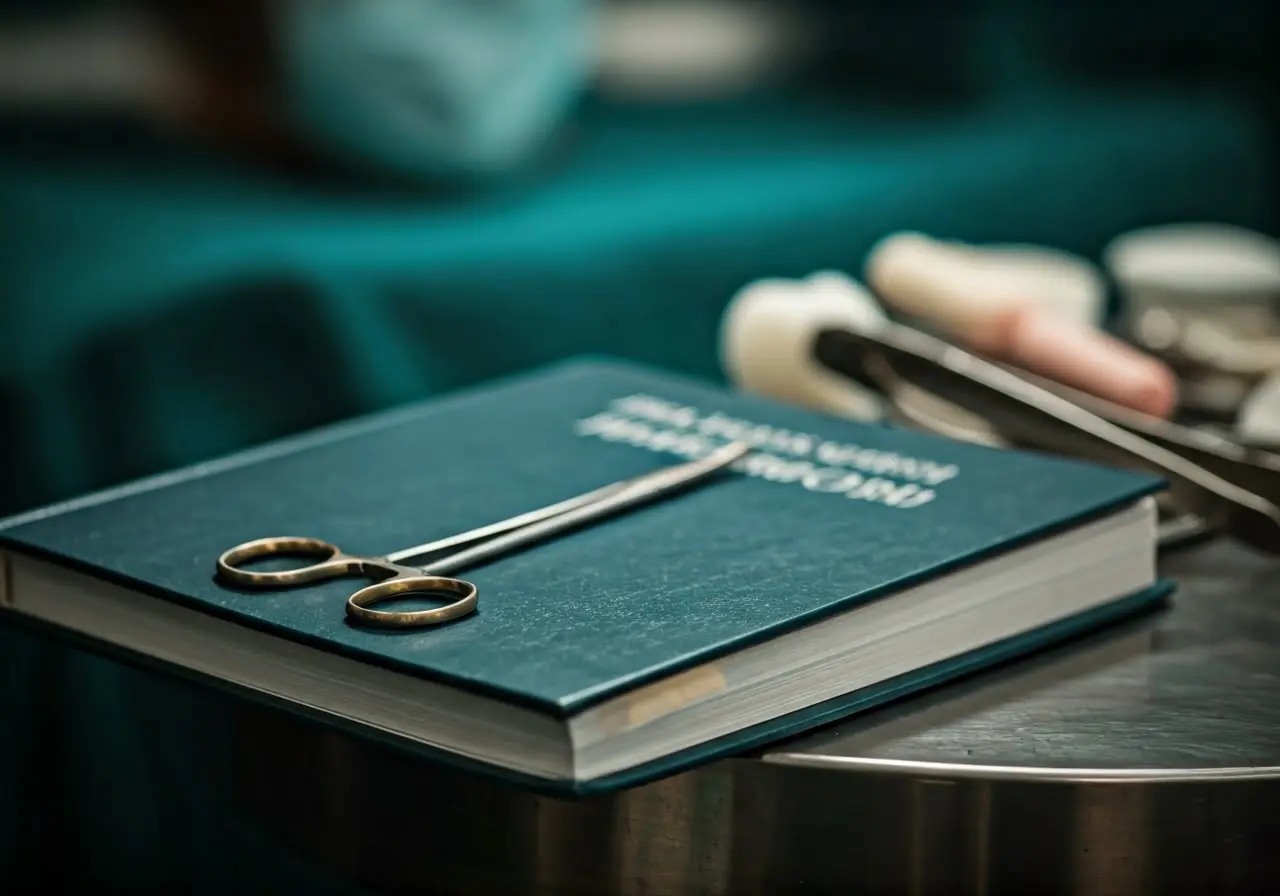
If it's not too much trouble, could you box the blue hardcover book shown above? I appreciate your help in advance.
[0,358,1170,793]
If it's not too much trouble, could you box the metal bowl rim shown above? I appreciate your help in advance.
[762,753,1280,783]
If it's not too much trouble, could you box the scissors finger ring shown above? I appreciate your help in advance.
[345,576,478,628]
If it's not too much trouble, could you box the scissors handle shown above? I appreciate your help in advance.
[217,536,355,587]
[218,535,479,628]
[346,576,478,629]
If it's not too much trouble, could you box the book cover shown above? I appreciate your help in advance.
[0,358,1170,790]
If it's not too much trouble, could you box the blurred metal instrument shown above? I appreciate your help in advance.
[1106,224,1280,421]
[812,323,1280,555]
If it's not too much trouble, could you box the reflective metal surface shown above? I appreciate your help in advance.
[233,537,1280,895]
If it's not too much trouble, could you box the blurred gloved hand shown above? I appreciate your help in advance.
[866,232,1181,419]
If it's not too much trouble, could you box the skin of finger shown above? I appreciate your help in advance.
[1002,306,1179,419]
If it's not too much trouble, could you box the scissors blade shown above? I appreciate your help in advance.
[412,440,750,576]
[812,323,1280,554]
[383,482,634,565]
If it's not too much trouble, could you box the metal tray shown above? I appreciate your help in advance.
[233,537,1280,895]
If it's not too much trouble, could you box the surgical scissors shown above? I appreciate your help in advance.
[216,441,749,629]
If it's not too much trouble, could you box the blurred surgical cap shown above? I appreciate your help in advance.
[275,0,592,182]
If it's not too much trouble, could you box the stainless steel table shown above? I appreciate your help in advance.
[233,537,1280,895]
